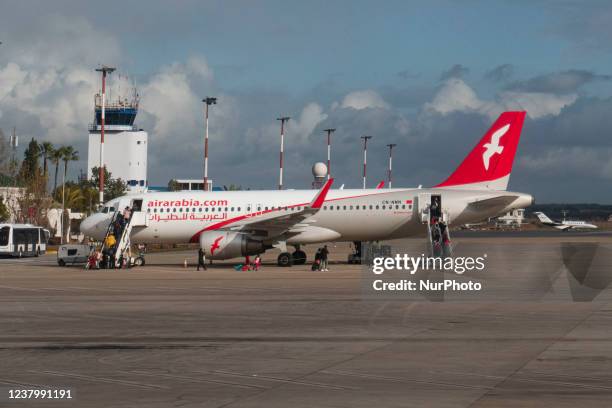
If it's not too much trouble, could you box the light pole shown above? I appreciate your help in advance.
[95,65,115,205]
[277,116,290,190]
[203,97,217,191]
[323,128,335,180]
[61,168,65,244]
[386,143,397,188]
[361,136,372,189]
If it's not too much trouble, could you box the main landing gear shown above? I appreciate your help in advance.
[277,246,307,267]
[292,249,306,265]
[277,252,293,267]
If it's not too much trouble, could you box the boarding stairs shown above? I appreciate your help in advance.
[98,208,148,268]
[421,206,453,258]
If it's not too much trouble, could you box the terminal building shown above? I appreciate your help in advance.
[87,91,148,193]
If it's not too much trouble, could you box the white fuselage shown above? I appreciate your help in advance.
[81,187,533,247]
[554,220,598,230]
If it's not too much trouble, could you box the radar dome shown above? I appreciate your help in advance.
[312,162,328,178]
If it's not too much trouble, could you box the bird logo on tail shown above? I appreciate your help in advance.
[482,124,509,170]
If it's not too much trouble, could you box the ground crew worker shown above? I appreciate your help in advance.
[197,248,207,271]
[320,245,329,271]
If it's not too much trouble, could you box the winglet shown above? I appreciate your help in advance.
[376,181,385,189]
[310,178,334,209]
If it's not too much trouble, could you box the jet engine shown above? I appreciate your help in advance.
[199,231,267,260]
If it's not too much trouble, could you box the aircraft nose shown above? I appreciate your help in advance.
[80,213,108,240]
[80,215,96,236]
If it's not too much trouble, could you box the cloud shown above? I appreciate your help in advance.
[484,64,514,82]
[498,91,577,119]
[506,70,610,94]
[440,64,469,80]
[425,78,577,119]
[339,90,390,110]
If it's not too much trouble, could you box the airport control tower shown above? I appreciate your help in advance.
[87,87,148,193]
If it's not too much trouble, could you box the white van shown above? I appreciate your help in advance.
[57,244,93,266]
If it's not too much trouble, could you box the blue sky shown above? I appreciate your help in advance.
[2,1,612,201]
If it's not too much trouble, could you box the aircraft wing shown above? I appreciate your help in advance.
[467,195,521,211]
[217,179,334,238]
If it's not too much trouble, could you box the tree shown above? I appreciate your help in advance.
[168,179,181,191]
[61,146,79,185]
[14,166,52,226]
[0,129,11,176]
[39,142,54,180]
[0,196,9,222]
[60,146,79,210]
[18,138,41,184]
[50,147,64,193]
[89,166,127,202]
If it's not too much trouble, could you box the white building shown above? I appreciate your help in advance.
[172,179,213,191]
[496,208,525,227]
[87,93,148,193]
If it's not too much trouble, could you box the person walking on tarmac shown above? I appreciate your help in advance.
[197,247,207,271]
[320,245,330,271]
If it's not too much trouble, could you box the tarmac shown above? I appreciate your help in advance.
[1,232,612,407]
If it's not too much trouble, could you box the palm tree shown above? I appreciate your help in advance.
[50,147,65,194]
[61,146,79,185]
[39,142,54,178]
[39,142,54,193]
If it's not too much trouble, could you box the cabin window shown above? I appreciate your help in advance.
[349,205,353,210]
[376,205,379,210]
[179,208,183,212]
[231,207,235,211]
[238,207,241,211]
[173,208,177,212]
[382,205,386,210]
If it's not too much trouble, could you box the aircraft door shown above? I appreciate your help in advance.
[430,194,442,221]
[130,199,149,227]
[417,193,431,224]
[131,199,143,212]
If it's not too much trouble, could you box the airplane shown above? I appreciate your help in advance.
[80,111,534,266]
[534,212,598,231]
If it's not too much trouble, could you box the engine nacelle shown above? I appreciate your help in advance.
[199,231,266,260]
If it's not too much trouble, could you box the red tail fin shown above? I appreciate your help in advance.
[435,111,526,190]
